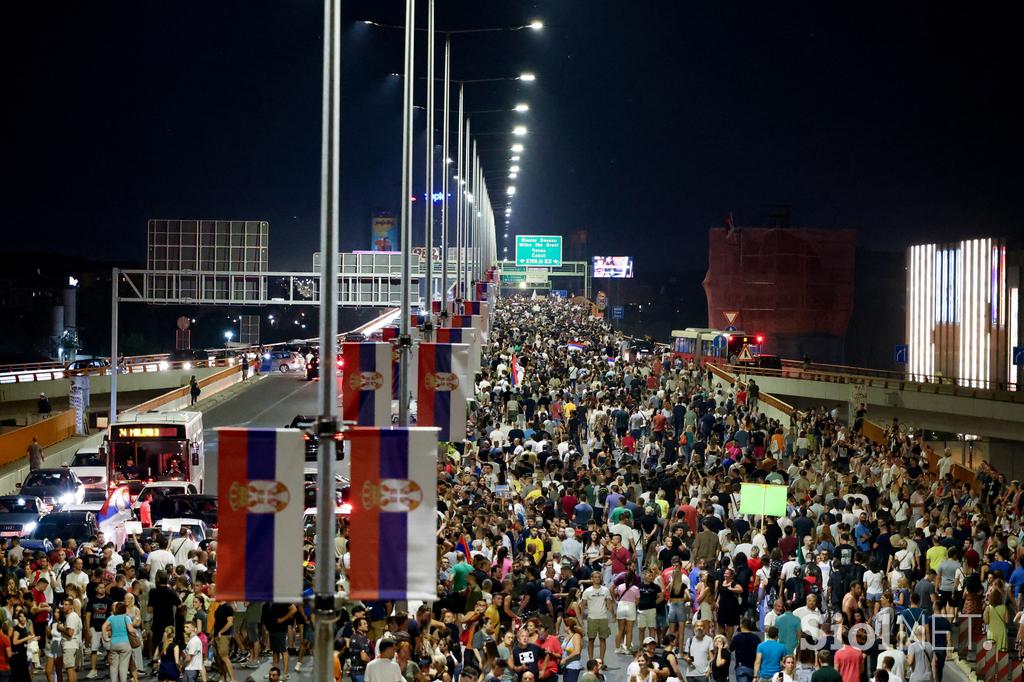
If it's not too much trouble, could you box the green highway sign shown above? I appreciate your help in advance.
[515,235,563,267]
[500,273,526,282]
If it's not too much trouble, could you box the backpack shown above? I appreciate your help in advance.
[786,579,806,609]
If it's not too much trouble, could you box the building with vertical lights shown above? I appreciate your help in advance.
[906,237,1022,389]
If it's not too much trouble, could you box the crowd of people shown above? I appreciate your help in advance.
[4,294,1024,682]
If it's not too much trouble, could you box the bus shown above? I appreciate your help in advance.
[670,328,764,367]
[107,411,206,494]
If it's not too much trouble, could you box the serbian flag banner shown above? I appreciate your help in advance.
[449,315,476,329]
[455,534,472,558]
[417,342,470,442]
[435,327,480,376]
[342,342,393,427]
[410,312,425,329]
[217,428,304,602]
[381,326,399,342]
[431,300,443,314]
[462,301,489,338]
[349,427,439,600]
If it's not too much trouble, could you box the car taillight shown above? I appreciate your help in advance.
[303,433,311,441]
[333,433,344,441]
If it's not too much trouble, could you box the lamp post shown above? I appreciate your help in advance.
[423,0,435,337]
[313,0,341,677]
[397,0,416,426]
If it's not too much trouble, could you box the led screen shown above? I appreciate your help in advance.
[592,256,634,278]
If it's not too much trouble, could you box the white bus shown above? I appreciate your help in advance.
[107,411,206,494]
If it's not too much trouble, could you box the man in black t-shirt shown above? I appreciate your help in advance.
[636,569,662,644]
[85,581,112,678]
[509,627,543,681]
[211,597,236,682]
[347,617,373,679]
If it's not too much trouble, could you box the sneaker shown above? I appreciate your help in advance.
[87,671,99,680]
[295,661,303,671]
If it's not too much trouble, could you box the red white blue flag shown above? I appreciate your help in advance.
[449,315,476,329]
[342,342,393,427]
[417,342,470,442]
[436,327,480,376]
[217,428,304,602]
[349,427,439,600]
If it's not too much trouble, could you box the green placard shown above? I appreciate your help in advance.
[739,483,788,517]
[515,235,563,267]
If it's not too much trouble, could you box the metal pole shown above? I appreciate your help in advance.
[109,267,119,422]
[470,143,479,296]
[456,109,467,302]
[423,0,435,335]
[313,0,341,677]
[398,0,416,426]
[440,36,451,313]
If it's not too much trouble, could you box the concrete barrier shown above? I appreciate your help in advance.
[0,367,223,406]
[0,410,76,467]
[707,364,798,426]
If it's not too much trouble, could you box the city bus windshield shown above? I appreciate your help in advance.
[109,438,190,487]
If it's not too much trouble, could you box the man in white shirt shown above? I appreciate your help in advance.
[169,530,198,566]
[780,557,801,583]
[183,622,204,682]
[682,622,713,679]
[561,529,583,565]
[581,571,614,661]
[146,538,177,582]
[364,639,403,682]
[793,594,825,639]
[59,599,83,678]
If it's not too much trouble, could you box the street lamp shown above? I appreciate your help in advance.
[224,331,234,342]
[511,143,524,152]
[519,72,537,81]
[510,165,520,173]
[507,186,516,196]
[513,125,527,136]
[529,20,544,30]
[514,103,529,112]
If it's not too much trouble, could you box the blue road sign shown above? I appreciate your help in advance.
[1013,346,1024,366]
[713,335,728,351]
[725,325,737,332]
[611,306,625,320]
[894,344,908,365]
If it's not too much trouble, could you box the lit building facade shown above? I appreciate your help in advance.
[906,238,1021,389]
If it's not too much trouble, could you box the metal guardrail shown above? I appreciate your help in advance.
[708,364,798,418]
[731,363,1024,404]
[779,358,1020,393]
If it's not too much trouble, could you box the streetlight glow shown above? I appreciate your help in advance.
[529,20,544,30]
[513,125,527,136]
[514,103,529,112]
[507,186,516,196]
[510,165,520,173]
[224,331,234,341]
[509,172,518,179]
[511,143,524,152]
[511,155,521,162]
[519,73,536,82]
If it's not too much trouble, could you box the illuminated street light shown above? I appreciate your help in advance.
[511,143,524,152]
[519,73,536,81]
[514,103,529,112]
[507,186,516,196]
[224,331,234,341]
[513,125,527,136]
[510,155,521,162]
[510,165,520,173]
[509,172,518,179]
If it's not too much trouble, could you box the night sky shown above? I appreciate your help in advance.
[9,2,1024,275]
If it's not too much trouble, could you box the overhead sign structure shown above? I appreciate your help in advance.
[515,235,563,267]
[739,483,788,517]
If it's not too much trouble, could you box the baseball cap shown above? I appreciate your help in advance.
[643,637,657,645]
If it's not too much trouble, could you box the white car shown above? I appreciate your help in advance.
[59,502,104,514]
[302,466,348,489]
[154,518,212,544]
[134,481,199,509]
[67,447,107,490]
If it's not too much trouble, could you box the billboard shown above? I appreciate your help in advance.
[371,213,398,252]
[515,235,563,267]
[592,256,634,278]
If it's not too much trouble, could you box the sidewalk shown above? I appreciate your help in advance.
[0,373,266,495]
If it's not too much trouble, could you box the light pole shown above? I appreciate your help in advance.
[313,0,341,677]
[440,38,451,314]
[397,0,416,426]
[423,0,435,337]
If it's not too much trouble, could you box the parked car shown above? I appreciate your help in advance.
[154,518,213,544]
[0,496,44,538]
[21,511,100,553]
[65,358,110,374]
[17,469,85,512]
[67,447,107,490]
[288,415,344,461]
[134,481,199,510]
[151,495,218,528]
[261,350,305,374]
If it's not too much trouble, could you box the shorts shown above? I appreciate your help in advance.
[656,609,668,630]
[233,610,248,634]
[89,629,106,653]
[62,642,80,669]
[586,618,610,639]
[866,593,881,602]
[214,635,231,661]
[270,631,288,654]
[637,608,657,629]
[616,602,637,621]
[246,621,260,642]
[667,602,690,624]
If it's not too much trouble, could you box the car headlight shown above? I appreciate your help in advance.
[22,521,36,535]
[58,493,74,505]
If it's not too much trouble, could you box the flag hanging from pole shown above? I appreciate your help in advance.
[217,428,304,602]
[417,342,470,442]
[341,342,393,427]
[349,427,439,600]
[454,534,472,558]
[436,327,480,377]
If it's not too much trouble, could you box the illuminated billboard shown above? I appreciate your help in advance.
[515,235,563,267]
[906,238,1013,388]
[592,256,634,278]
